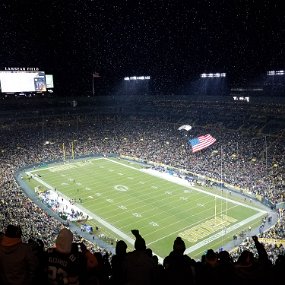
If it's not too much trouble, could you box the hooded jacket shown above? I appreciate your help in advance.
[0,236,38,285]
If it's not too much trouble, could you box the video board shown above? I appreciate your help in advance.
[45,74,54,89]
[0,70,47,93]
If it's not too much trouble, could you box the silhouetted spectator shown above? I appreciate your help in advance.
[110,240,127,285]
[93,251,111,285]
[163,236,195,285]
[28,238,47,285]
[216,250,235,285]
[123,229,156,285]
[196,249,219,285]
[233,236,272,285]
[0,224,38,285]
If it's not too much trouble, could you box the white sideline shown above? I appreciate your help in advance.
[25,171,136,246]
[140,168,267,213]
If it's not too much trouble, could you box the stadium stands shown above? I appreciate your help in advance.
[0,96,285,283]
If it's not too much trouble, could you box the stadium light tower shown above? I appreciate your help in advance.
[198,72,228,96]
[123,75,151,96]
[123,76,151,81]
[267,70,284,76]
[200,72,226,78]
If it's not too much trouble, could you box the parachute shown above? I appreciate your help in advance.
[178,125,192,131]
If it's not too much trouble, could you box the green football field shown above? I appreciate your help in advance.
[24,157,267,260]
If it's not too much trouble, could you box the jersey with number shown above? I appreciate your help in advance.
[47,248,79,285]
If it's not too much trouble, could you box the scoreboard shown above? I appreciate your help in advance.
[0,70,53,93]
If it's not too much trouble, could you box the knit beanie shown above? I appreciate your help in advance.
[173,237,186,253]
[56,228,73,254]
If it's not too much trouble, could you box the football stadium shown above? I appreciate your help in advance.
[1,93,284,278]
[1,2,285,284]
[2,92,285,284]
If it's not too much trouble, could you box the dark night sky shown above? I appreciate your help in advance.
[0,0,284,95]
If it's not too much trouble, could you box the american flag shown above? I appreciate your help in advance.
[189,134,216,153]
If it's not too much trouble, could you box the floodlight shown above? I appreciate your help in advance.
[125,75,151,81]
[201,72,226,78]
[267,70,284,76]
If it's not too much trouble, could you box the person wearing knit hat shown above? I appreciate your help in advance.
[0,224,38,285]
[163,236,196,285]
[123,230,156,285]
[116,240,128,255]
[173,236,186,254]
[47,228,80,285]
[55,228,73,254]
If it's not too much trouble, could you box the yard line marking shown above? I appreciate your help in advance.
[140,168,267,214]
[105,158,266,213]
[25,171,138,253]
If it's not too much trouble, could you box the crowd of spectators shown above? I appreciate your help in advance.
[0,98,285,283]
[0,224,284,285]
